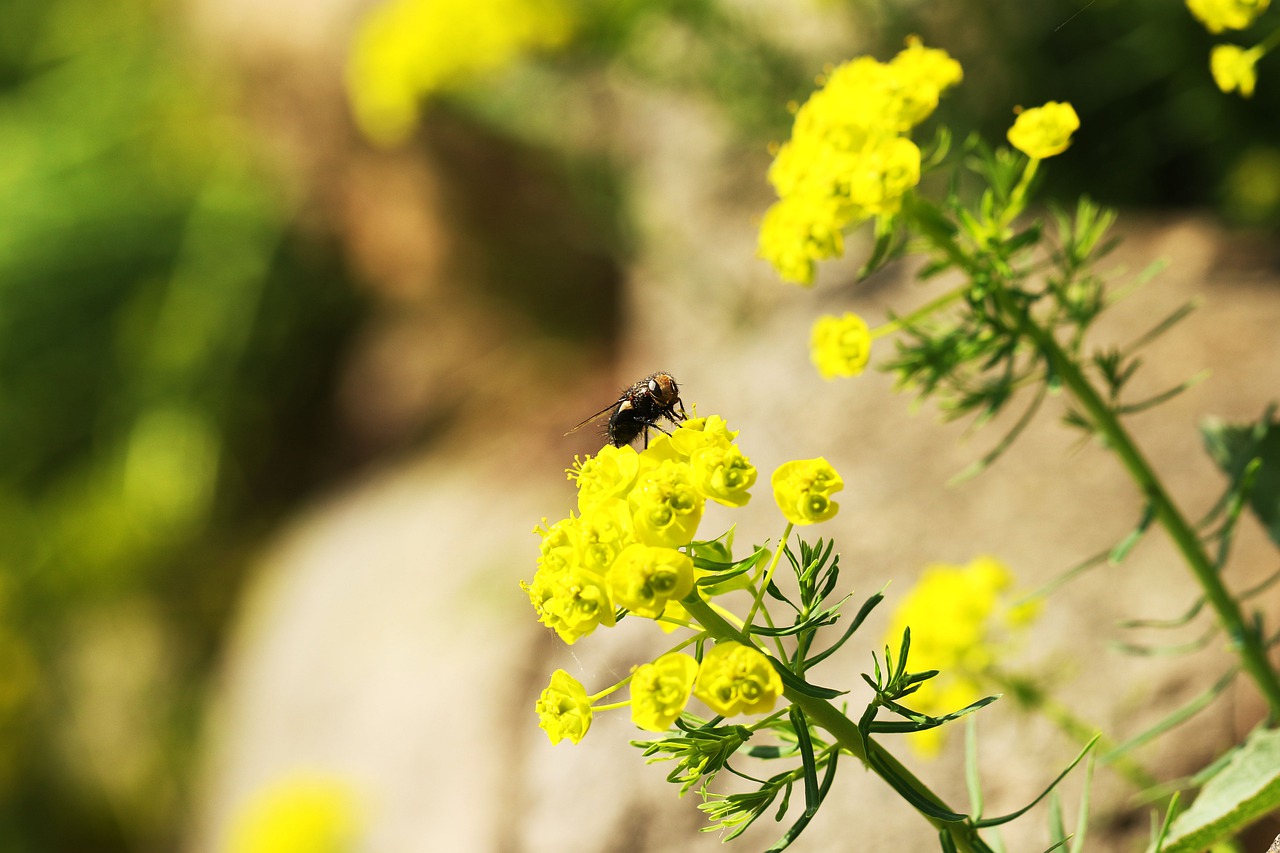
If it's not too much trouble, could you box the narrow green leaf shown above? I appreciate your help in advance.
[1069,756,1095,853]
[769,658,845,700]
[805,589,886,667]
[867,748,967,822]
[975,736,1099,828]
[966,716,984,820]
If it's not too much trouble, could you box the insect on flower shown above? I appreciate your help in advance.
[569,372,687,448]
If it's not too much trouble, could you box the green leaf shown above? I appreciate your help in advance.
[975,736,1099,828]
[768,658,846,700]
[1202,407,1280,548]
[805,588,885,668]
[1160,726,1280,853]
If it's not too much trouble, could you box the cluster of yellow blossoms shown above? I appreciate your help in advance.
[346,0,575,144]
[757,38,963,286]
[1186,0,1271,97]
[525,416,843,743]
[884,556,1040,756]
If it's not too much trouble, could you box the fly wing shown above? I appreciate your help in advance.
[564,402,616,436]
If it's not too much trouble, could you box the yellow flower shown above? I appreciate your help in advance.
[627,459,705,548]
[570,445,640,512]
[757,195,847,287]
[1211,44,1265,96]
[848,137,921,215]
[810,312,873,379]
[771,458,843,525]
[1007,101,1080,160]
[536,669,593,745]
[693,641,784,717]
[885,556,1040,756]
[607,544,694,619]
[1187,0,1270,33]
[225,772,362,853]
[522,562,615,645]
[346,0,575,145]
[886,36,964,129]
[689,444,757,507]
[631,652,699,732]
[574,498,637,575]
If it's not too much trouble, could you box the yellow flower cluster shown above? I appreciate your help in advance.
[526,419,845,744]
[1187,0,1270,33]
[346,0,575,145]
[884,556,1039,756]
[523,416,756,644]
[758,39,963,286]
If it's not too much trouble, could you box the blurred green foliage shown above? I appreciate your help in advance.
[0,0,360,849]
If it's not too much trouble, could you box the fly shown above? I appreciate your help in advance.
[568,371,687,448]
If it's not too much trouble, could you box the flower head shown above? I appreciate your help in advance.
[631,652,699,731]
[885,555,1041,756]
[570,445,640,512]
[1007,102,1080,160]
[628,459,705,547]
[607,544,694,619]
[811,312,873,379]
[536,669,593,744]
[771,458,844,525]
[522,562,615,645]
[574,498,638,575]
[1187,0,1270,33]
[1211,44,1265,96]
[693,641,784,717]
[226,772,362,853]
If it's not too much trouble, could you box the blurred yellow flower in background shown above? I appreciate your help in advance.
[1211,44,1265,96]
[347,0,576,145]
[225,772,363,853]
[1186,0,1270,33]
[885,556,1040,756]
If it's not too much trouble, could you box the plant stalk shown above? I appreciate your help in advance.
[1023,319,1280,723]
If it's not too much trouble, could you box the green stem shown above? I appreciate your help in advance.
[681,594,995,853]
[1023,320,1280,722]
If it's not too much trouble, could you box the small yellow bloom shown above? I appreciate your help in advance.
[574,498,637,575]
[810,312,873,380]
[1187,0,1270,33]
[522,563,615,645]
[627,459,705,548]
[1211,44,1265,96]
[570,445,640,512]
[1007,101,1080,160]
[689,444,757,507]
[607,544,694,619]
[757,195,847,287]
[771,458,844,525]
[536,669,593,745]
[693,641,784,717]
[631,652,699,731]
[226,772,362,853]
